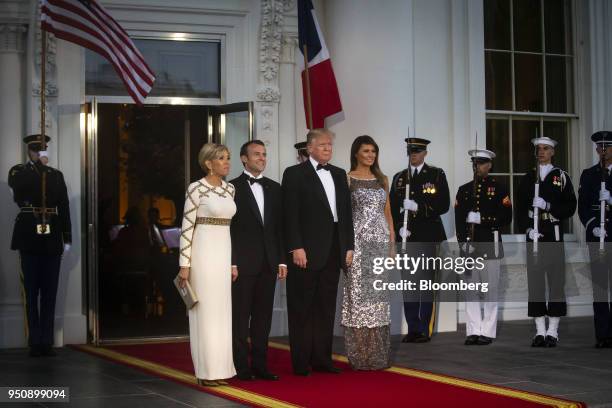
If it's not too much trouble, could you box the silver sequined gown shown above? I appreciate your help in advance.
[341,177,391,370]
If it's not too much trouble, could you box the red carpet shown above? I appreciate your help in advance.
[72,341,584,408]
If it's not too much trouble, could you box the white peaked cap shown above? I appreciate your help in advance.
[531,136,558,147]
[468,149,496,160]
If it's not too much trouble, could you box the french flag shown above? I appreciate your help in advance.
[298,0,342,129]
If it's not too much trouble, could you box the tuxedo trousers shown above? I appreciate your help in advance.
[287,226,341,372]
[232,257,277,375]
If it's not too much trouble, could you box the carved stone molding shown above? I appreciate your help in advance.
[259,104,275,132]
[256,85,281,103]
[281,34,297,64]
[283,0,296,13]
[259,0,284,81]
[0,23,27,53]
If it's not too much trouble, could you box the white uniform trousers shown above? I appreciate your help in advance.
[465,258,501,338]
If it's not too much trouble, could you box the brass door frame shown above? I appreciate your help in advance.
[83,98,252,345]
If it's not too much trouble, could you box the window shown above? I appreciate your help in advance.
[485,0,574,113]
[86,38,221,99]
[484,0,575,234]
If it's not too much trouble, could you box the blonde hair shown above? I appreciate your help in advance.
[306,128,335,145]
[198,143,230,175]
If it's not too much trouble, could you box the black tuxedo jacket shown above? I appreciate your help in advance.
[230,173,286,275]
[281,160,354,271]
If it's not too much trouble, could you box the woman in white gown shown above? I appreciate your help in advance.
[178,143,237,386]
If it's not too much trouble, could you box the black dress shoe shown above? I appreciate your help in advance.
[544,335,558,347]
[477,336,493,345]
[313,365,342,374]
[464,335,479,345]
[413,333,431,343]
[41,346,57,357]
[236,371,255,381]
[531,335,546,347]
[29,346,42,357]
[293,369,311,376]
[402,333,418,343]
[253,371,279,381]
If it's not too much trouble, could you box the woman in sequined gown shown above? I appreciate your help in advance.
[178,143,237,386]
[341,135,395,370]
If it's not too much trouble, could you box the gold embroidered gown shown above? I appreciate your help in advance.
[180,178,237,380]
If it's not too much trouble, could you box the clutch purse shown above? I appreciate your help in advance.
[173,275,199,309]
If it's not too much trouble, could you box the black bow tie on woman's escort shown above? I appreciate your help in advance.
[248,177,263,185]
[316,163,329,171]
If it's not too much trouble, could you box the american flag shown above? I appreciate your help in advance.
[41,0,155,104]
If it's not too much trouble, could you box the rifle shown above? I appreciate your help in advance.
[401,127,412,251]
[533,131,540,254]
[599,146,607,252]
[469,132,479,245]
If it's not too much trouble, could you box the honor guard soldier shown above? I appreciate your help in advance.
[390,137,450,343]
[8,135,72,357]
[516,136,576,348]
[455,149,512,346]
[294,141,309,163]
[578,131,612,348]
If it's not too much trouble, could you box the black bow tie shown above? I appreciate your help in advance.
[316,163,329,171]
[248,177,263,185]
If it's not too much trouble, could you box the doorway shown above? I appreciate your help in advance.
[85,101,252,343]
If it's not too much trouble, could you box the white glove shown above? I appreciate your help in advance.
[403,199,418,212]
[532,197,548,210]
[593,227,608,238]
[527,228,543,241]
[466,211,481,224]
[38,150,49,165]
[399,226,411,239]
[599,189,612,204]
[63,243,71,253]
[461,242,476,255]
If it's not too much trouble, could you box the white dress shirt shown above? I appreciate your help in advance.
[410,163,425,176]
[244,170,264,224]
[539,163,553,181]
[309,156,338,222]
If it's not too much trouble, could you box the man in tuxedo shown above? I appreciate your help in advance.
[230,140,287,381]
[282,128,354,376]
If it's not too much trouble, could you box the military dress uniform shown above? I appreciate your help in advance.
[294,141,309,163]
[516,136,576,347]
[390,138,450,342]
[9,135,71,356]
[455,149,513,345]
[578,131,612,348]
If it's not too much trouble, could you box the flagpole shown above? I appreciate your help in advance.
[41,29,46,151]
[40,25,48,233]
[302,44,314,130]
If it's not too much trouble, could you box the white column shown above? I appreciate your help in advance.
[54,39,86,345]
[0,23,28,348]
[279,34,298,176]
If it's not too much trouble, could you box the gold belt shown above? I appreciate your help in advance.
[20,206,58,215]
[196,217,231,226]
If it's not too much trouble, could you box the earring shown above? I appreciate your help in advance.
[209,167,214,176]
